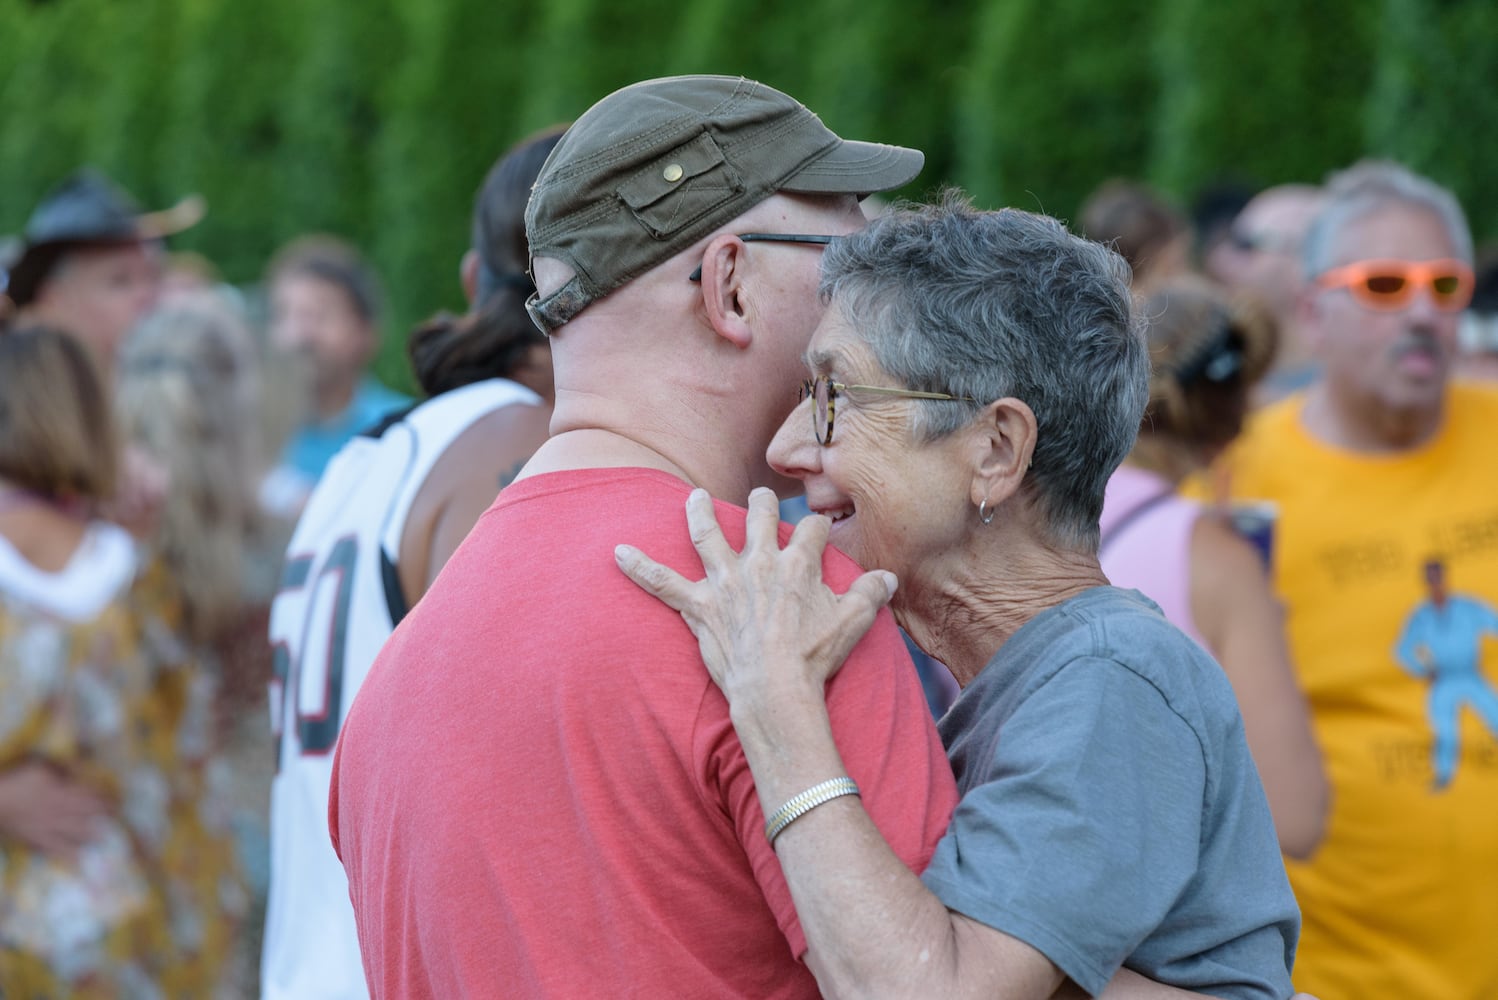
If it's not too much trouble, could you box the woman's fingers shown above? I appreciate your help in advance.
[615,544,695,612]
[684,488,738,568]
[617,491,884,693]
[788,509,831,553]
[742,486,782,555]
[823,571,898,667]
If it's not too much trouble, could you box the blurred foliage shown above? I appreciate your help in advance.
[1152,0,1377,202]
[2,0,1494,389]
[1366,0,1498,242]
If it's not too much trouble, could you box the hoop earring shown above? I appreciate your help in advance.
[979,498,995,525]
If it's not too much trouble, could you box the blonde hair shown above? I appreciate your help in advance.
[0,323,119,500]
[116,292,264,641]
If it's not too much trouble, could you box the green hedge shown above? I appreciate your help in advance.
[4,0,1495,389]
[1152,0,1376,199]
[1366,0,1498,242]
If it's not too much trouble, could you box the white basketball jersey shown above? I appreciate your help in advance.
[261,378,541,1000]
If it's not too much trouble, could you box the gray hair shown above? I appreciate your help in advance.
[1302,160,1472,277]
[820,192,1148,551]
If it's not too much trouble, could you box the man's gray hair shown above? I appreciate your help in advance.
[819,192,1147,551]
[1302,160,1473,277]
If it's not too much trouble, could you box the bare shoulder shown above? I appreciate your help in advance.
[412,401,550,518]
[442,402,551,482]
[1188,511,1280,642]
[1189,512,1265,577]
[398,400,552,599]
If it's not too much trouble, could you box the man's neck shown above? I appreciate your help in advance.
[1301,382,1446,453]
[517,427,756,504]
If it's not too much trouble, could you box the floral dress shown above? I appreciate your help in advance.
[126,556,248,998]
[0,524,245,998]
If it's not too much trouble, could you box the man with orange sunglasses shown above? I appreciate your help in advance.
[1218,160,1498,1000]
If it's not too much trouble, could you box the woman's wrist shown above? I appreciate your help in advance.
[729,682,840,789]
[727,672,827,735]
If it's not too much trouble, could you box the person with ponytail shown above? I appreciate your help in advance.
[1097,275,1328,859]
[260,125,564,1000]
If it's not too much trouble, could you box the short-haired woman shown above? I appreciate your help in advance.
[619,197,1308,999]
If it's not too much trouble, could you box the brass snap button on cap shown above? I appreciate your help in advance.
[663,163,684,183]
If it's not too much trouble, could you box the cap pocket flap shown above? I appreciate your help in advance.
[618,133,743,238]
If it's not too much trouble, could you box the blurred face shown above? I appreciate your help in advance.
[1135,231,1192,296]
[1211,190,1322,322]
[30,242,162,367]
[269,272,374,393]
[1425,562,1447,601]
[1304,204,1465,417]
[767,306,972,583]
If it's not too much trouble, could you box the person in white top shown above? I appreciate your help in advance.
[260,126,563,1000]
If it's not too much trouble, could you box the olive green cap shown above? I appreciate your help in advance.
[524,75,923,333]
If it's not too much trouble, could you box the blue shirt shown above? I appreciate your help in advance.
[921,587,1298,999]
[280,378,411,484]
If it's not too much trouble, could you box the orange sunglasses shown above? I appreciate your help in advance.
[1315,258,1474,312]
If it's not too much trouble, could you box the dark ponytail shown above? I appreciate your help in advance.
[407,288,543,397]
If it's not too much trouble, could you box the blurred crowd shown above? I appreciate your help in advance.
[1,90,1496,1000]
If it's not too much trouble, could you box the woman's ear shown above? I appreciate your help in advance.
[698,235,753,349]
[969,396,1038,509]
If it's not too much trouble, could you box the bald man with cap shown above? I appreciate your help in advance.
[331,76,1302,1000]
[329,76,957,999]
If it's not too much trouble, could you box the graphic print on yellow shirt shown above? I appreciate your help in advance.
[1393,558,1498,789]
[1222,382,1498,1000]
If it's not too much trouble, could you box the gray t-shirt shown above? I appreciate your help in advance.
[920,587,1298,999]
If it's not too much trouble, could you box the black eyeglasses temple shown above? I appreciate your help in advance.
[688,234,837,283]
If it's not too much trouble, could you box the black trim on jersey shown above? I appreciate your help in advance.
[360,404,420,440]
[381,547,411,626]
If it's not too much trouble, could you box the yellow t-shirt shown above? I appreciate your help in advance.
[1222,382,1498,1000]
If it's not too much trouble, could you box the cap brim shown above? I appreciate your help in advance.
[136,193,207,240]
[780,140,924,198]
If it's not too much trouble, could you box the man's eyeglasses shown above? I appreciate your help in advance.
[799,373,974,446]
[688,234,836,283]
[1315,258,1474,313]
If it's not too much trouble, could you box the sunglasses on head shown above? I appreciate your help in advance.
[1315,258,1474,313]
[1226,229,1298,255]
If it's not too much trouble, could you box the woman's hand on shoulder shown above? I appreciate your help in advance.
[615,486,897,705]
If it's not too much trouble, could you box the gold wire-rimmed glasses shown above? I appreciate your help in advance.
[799,373,975,445]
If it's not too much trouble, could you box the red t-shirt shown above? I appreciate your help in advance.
[330,467,957,998]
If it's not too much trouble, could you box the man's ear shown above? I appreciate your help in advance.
[968,396,1038,510]
[698,235,753,349]
[460,250,480,307]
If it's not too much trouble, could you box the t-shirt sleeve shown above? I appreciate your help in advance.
[920,657,1206,997]
[702,603,959,960]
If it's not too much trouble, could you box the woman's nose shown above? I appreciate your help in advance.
[767,395,821,481]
